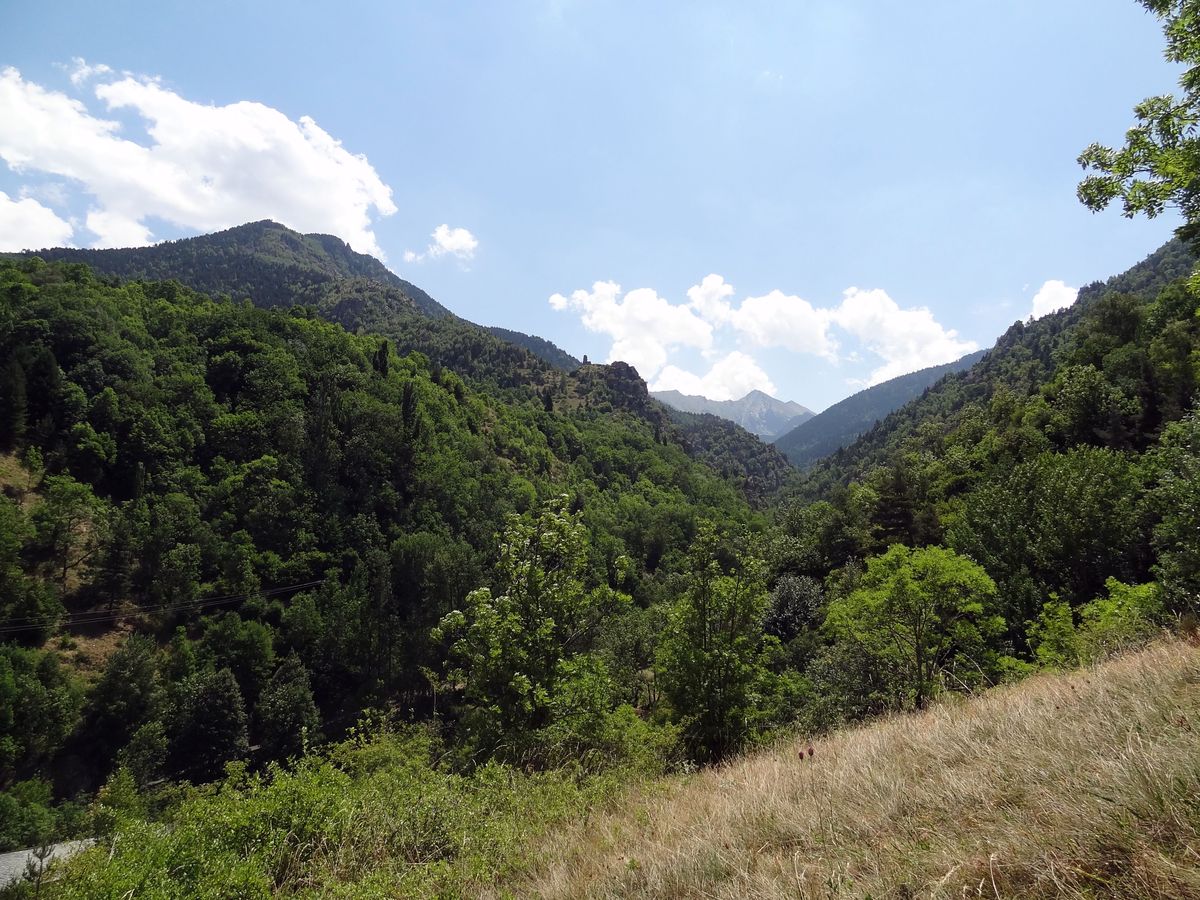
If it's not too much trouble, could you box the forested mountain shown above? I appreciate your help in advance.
[18,221,576,379]
[3,222,1198,883]
[795,238,1195,496]
[2,225,1198,897]
[26,219,454,318]
[15,223,790,510]
[652,388,813,440]
[773,350,986,467]
[769,235,1199,659]
[5,2,1200,893]
[0,257,775,852]
[486,326,580,371]
[660,407,797,504]
[19,224,794,492]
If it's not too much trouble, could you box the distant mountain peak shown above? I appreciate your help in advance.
[651,388,813,441]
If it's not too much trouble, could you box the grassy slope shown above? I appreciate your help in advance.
[33,640,1200,897]
[517,639,1200,899]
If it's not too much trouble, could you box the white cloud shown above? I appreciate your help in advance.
[404,223,478,263]
[731,289,838,360]
[0,190,74,250]
[66,57,112,87]
[652,351,776,401]
[552,274,976,398]
[84,208,150,248]
[686,273,736,325]
[548,281,712,379]
[831,287,977,385]
[0,66,397,257]
[1029,279,1078,319]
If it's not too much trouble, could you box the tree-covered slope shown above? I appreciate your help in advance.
[15,223,793,509]
[0,258,770,849]
[767,237,1199,669]
[660,407,798,505]
[486,326,580,371]
[795,238,1196,496]
[17,221,578,383]
[25,219,453,318]
[773,350,986,467]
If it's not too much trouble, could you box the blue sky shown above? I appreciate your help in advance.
[0,0,1183,410]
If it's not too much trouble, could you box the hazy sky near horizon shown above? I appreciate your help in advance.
[0,1,1184,410]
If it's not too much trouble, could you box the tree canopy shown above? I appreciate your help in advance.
[1078,0,1200,245]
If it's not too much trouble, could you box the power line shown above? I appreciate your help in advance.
[0,579,326,636]
[0,579,325,634]
[0,582,287,626]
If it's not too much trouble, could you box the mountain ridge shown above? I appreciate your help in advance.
[14,221,792,506]
[651,388,813,440]
[794,236,1197,498]
[773,350,987,467]
[19,220,584,376]
[24,219,454,318]
[17,221,588,391]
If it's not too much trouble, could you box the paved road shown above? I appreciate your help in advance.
[0,840,93,886]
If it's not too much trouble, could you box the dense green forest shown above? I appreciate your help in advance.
[660,406,797,505]
[3,224,1197,883]
[2,1,1200,893]
[485,326,580,372]
[0,255,803,856]
[793,237,1195,495]
[773,349,986,467]
[17,221,786,494]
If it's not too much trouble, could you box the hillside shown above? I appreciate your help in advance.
[795,238,1196,497]
[661,407,799,504]
[25,219,454,318]
[522,638,1200,898]
[773,350,986,467]
[0,258,767,854]
[18,221,575,380]
[43,639,1200,897]
[487,326,580,371]
[652,389,813,440]
[8,6,1200,897]
[15,224,791,507]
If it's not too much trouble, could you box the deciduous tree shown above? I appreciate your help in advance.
[824,544,1003,707]
[1078,0,1200,246]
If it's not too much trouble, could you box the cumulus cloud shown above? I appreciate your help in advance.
[731,289,838,360]
[552,274,977,397]
[404,223,479,263]
[1029,279,1078,319]
[830,287,978,385]
[66,57,112,87]
[686,273,736,325]
[652,351,776,401]
[548,281,712,379]
[0,190,74,250]
[0,65,397,256]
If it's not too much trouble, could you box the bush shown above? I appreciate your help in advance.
[1077,578,1165,662]
[52,726,625,897]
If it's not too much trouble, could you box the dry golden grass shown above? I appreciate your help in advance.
[0,450,39,509]
[518,639,1200,899]
[53,623,134,681]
